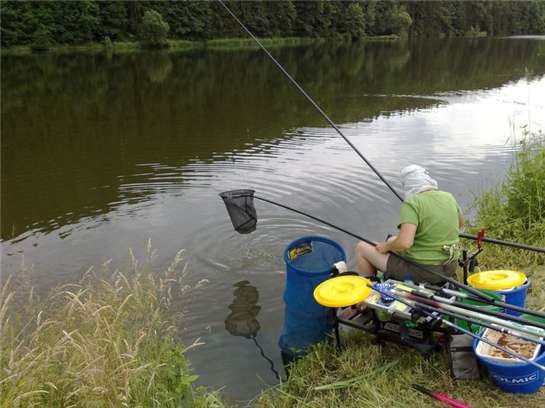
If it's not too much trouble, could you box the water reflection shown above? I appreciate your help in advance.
[2,38,544,241]
[225,280,280,380]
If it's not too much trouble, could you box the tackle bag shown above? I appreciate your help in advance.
[447,334,481,380]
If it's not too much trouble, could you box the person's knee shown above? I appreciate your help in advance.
[356,241,374,258]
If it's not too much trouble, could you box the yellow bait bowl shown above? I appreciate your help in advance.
[467,270,526,291]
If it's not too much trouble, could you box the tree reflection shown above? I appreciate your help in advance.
[2,39,544,241]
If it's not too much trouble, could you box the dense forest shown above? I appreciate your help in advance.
[1,1,545,48]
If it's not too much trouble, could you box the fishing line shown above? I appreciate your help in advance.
[217,0,402,201]
[252,195,500,304]
[251,193,545,319]
[252,336,281,381]
[218,0,545,255]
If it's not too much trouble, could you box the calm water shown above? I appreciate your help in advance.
[2,37,545,402]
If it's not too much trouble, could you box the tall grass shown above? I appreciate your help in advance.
[470,131,545,269]
[0,242,225,407]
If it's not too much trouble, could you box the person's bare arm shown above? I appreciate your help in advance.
[376,224,416,253]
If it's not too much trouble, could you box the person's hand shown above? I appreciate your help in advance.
[375,242,390,254]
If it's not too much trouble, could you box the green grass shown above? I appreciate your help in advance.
[0,242,226,407]
[0,35,401,56]
[257,133,545,407]
[257,331,545,408]
[467,132,545,269]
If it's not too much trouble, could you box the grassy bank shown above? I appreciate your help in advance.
[0,35,399,56]
[0,244,225,407]
[258,134,545,408]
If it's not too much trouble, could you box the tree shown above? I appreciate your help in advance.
[344,3,366,40]
[390,5,413,35]
[53,1,100,43]
[267,0,297,36]
[30,24,52,51]
[139,9,170,47]
[98,1,129,41]
[365,1,378,35]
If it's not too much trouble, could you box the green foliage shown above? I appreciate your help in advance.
[465,26,487,37]
[1,1,544,48]
[344,3,366,40]
[30,24,52,51]
[98,1,128,40]
[139,9,170,48]
[390,5,413,35]
[472,133,545,268]
[103,35,113,49]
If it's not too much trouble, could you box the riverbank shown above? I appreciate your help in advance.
[0,245,227,407]
[257,134,545,407]
[0,35,399,56]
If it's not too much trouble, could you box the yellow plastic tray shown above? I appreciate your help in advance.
[314,275,372,308]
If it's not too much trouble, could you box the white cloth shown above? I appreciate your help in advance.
[400,164,438,198]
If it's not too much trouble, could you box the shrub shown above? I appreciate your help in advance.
[103,35,113,49]
[465,26,487,37]
[30,25,52,52]
[139,9,170,48]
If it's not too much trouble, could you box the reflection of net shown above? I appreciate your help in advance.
[219,190,257,234]
[225,280,261,338]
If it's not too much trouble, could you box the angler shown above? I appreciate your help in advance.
[356,164,463,285]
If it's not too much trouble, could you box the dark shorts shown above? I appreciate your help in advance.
[385,255,457,284]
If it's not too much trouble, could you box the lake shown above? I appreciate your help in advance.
[2,37,545,402]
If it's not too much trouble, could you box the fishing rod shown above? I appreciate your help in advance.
[400,281,545,324]
[392,288,545,339]
[397,293,545,347]
[236,192,545,319]
[251,194,488,303]
[217,0,545,256]
[400,296,545,348]
[370,284,545,373]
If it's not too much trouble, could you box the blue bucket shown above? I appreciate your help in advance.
[279,305,336,357]
[495,279,530,316]
[473,315,545,394]
[279,236,346,356]
[283,236,346,314]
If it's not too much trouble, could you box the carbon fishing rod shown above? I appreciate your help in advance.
[392,289,545,338]
[370,284,545,373]
[218,0,545,256]
[239,192,545,319]
[396,294,545,348]
[400,281,545,323]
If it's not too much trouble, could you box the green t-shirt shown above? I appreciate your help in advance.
[398,190,460,265]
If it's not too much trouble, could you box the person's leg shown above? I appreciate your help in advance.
[355,241,389,277]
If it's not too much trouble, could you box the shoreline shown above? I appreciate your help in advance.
[0,35,399,56]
